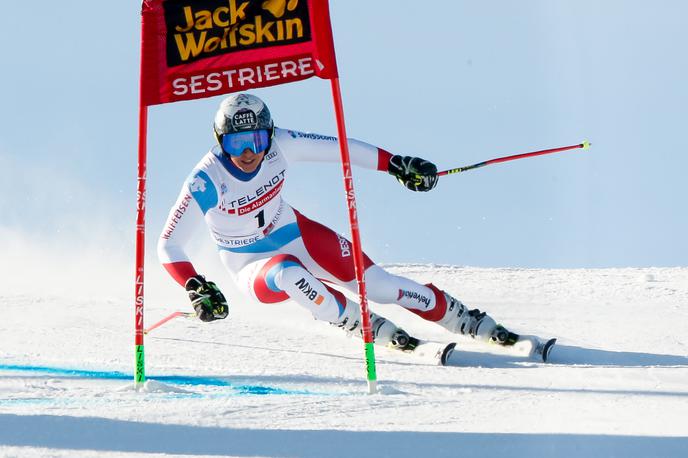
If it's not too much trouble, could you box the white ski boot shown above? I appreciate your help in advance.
[335,305,413,349]
[437,291,516,345]
[334,302,457,364]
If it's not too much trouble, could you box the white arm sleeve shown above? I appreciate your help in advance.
[157,184,205,265]
[273,128,391,171]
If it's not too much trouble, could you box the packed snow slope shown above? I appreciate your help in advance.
[1,264,687,457]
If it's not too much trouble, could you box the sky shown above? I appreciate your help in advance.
[1,0,687,273]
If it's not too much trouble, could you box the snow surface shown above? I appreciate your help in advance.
[1,264,687,457]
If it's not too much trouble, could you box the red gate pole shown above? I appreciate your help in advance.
[330,78,377,394]
[134,29,148,389]
[134,103,147,389]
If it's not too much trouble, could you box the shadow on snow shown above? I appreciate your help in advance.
[1,414,686,458]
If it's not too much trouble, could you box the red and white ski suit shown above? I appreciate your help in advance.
[158,128,450,324]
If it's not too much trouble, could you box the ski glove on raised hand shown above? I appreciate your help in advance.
[388,155,438,192]
[185,275,229,322]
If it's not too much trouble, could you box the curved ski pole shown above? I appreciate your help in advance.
[437,141,591,177]
[144,311,195,334]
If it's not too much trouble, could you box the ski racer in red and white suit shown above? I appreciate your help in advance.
[158,93,509,348]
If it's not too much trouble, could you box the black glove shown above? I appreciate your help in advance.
[387,155,438,192]
[185,275,229,322]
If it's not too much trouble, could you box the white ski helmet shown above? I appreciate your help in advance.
[213,93,273,145]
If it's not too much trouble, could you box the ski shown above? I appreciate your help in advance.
[387,334,555,365]
[488,325,556,362]
[389,337,457,366]
[508,335,557,362]
[536,337,557,363]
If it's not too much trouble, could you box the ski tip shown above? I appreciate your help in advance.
[542,338,557,363]
[581,140,591,150]
[440,342,457,366]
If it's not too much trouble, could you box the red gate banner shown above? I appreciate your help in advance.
[141,0,338,106]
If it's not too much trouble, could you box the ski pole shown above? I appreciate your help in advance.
[144,311,195,334]
[437,141,591,176]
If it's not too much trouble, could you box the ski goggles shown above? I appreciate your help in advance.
[221,129,271,157]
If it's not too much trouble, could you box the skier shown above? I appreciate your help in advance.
[158,93,527,356]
